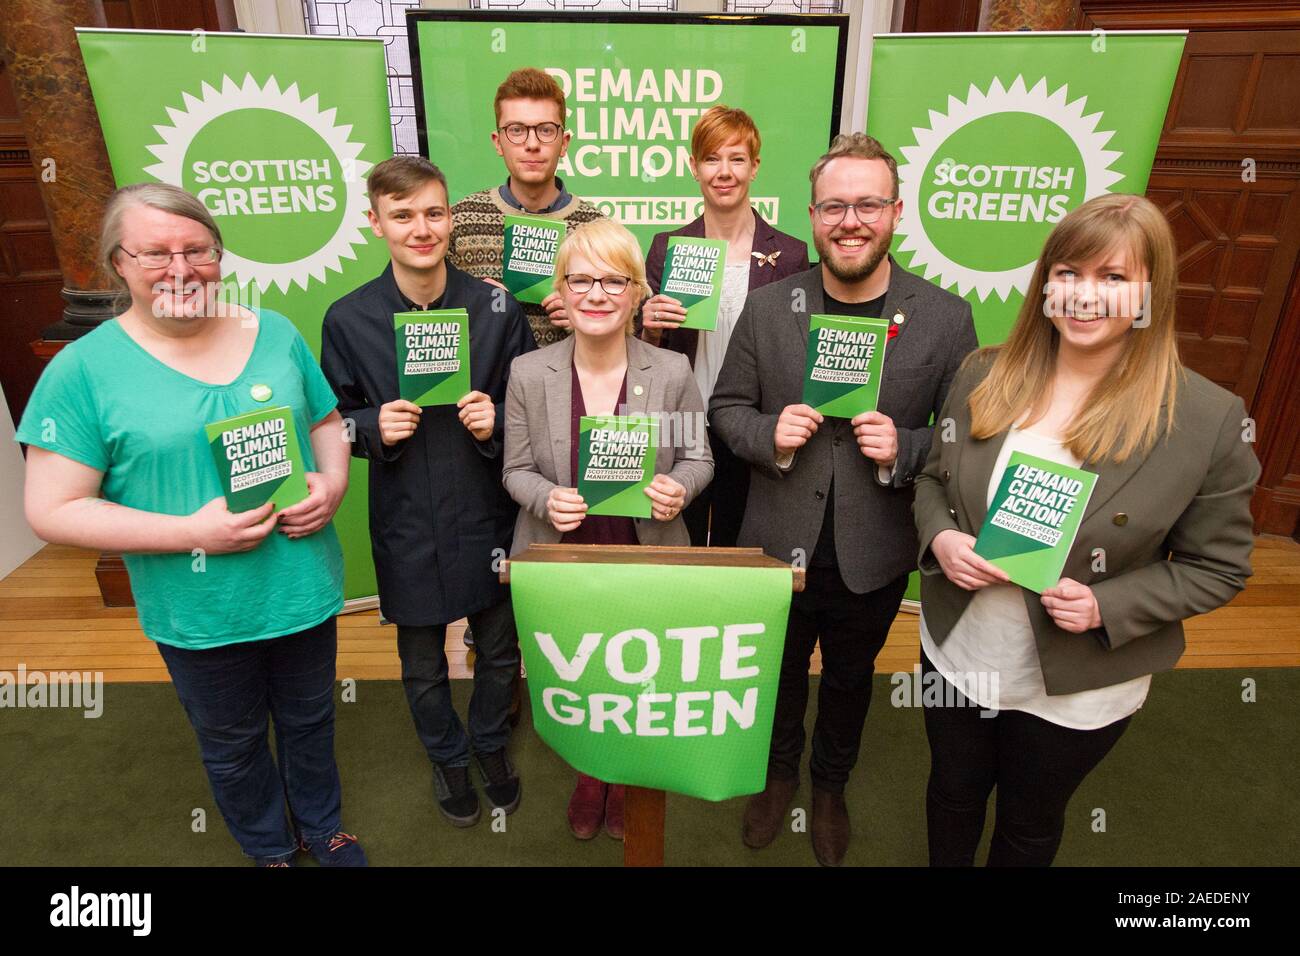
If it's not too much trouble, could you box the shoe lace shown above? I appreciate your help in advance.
[478,750,510,784]
[442,764,473,795]
[327,832,359,852]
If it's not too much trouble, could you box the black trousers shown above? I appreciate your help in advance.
[768,569,909,793]
[921,650,1131,866]
[394,596,519,767]
[683,427,749,548]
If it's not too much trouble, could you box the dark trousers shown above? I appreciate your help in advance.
[395,595,518,767]
[921,651,1131,866]
[156,616,342,864]
[683,427,749,548]
[768,569,909,793]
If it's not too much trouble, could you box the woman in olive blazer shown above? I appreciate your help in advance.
[912,194,1260,867]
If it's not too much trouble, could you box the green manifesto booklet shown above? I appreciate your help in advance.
[801,313,891,418]
[577,415,659,518]
[395,308,470,406]
[973,451,1098,594]
[661,236,727,331]
[205,405,309,513]
[503,215,564,304]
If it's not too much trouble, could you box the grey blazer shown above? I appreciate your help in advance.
[708,260,979,593]
[503,334,714,554]
[914,352,1261,695]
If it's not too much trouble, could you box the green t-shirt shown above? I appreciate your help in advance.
[14,309,344,650]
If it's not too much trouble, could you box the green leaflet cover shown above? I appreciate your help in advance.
[578,415,659,519]
[974,451,1098,594]
[801,313,891,418]
[503,215,564,304]
[204,405,309,513]
[395,308,470,406]
[661,236,727,331]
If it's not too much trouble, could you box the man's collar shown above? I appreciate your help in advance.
[384,260,454,311]
[499,175,571,214]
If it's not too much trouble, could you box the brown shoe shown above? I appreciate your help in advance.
[742,773,799,849]
[811,786,850,867]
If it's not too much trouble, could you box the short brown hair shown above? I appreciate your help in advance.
[691,106,761,163]
[809,132,899,202]
[494,68,566,126]
[366,155,448,209]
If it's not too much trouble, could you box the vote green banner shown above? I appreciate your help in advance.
[866,31,1185,346]
[77,29,393,600]
[411,12,847,251]
[511,560,793,801]
[502,215,563,304]
[975,452,1097,594]
[205,405,308,513]
[802,313,890,418]
[395,309,470,406]
[577,415,657,519]
[662,237,727,331]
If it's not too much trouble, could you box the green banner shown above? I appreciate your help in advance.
[395,309,470,406]
[802,313,890,418]
[866,31,1183,604]
[413,15,846,251]
[662,236,727,331]
[974,452,1097,594]
[577,415,657,518]
[511,560,792,801]
[77,29,394,600]
[866,32,1185,346]
[204,405,308,513]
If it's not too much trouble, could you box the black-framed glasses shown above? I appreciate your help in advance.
[814,198,897,226]
[498,122,563,145]
[118,245,221,269]
[564,273,631,296]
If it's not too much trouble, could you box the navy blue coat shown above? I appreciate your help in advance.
[320,261,536,625]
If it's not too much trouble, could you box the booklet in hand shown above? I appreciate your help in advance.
[661,236,727,331]
[801,313,891,418]
[205,405,309,513]
[503,215,564,304]
[577,415,659,519]
[395,308,471,406]
[974,451,1098,594]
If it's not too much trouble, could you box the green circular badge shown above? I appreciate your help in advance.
[250,384,273,403]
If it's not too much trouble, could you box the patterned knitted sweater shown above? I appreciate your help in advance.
[447,187,605,348]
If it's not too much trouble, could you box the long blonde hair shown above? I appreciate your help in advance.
[969,193,1183,464]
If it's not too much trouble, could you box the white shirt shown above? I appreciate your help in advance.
[694,261,750,403]
[919,425,1151,729]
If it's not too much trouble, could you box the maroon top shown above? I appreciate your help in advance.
[561,364,638,545]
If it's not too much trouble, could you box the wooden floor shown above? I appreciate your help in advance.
[1,537,1297,682]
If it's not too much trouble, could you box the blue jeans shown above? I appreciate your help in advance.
[395,595,518,767]
[157,616,343,863]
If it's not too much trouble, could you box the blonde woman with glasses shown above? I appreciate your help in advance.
[503,218,713,841]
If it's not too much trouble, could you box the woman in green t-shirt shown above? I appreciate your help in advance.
[15,183,365,867]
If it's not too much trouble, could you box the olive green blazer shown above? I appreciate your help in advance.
[914,352,1261,695]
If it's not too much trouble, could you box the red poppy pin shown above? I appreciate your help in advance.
[887,310,905,341]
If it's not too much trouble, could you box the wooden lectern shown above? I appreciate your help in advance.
[500,542,804,867]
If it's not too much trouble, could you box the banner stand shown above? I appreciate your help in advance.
[502,544,804,867]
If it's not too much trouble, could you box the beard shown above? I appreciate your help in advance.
[815,225,893,285]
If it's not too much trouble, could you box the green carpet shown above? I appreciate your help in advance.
[1,670,1295,866]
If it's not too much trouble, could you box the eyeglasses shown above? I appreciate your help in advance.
[813,198,897,226]
[564,273,631,296]
[118,245,221,269]
[498,122,563,145]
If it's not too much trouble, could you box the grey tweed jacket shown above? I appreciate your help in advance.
[503,334,714,554]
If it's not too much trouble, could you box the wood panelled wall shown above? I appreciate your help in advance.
[1080,1,1300,537]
